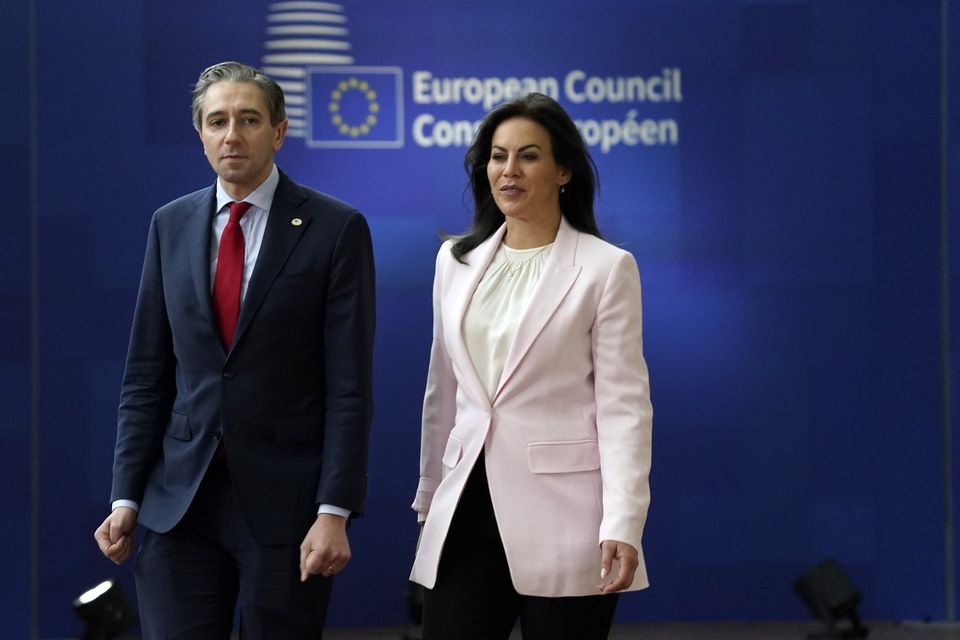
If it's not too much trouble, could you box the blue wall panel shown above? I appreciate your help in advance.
[948,0,960,622]
[2,0,33,636]
[4,0,955,636]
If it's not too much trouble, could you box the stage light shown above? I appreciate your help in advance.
[72,579,137,640]
[793,558,869,639]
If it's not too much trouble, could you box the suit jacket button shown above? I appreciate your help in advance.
[213,431,222,441]
[222,371,234,379]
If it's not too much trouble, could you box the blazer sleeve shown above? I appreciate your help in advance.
[592,251,653,550]
[111,212,177,504]
[316,211,376,515]
[411,244,458,516]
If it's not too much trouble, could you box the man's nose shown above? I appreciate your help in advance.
[224,121,241,142]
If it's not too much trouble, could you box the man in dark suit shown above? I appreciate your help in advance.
[94,61,375,638]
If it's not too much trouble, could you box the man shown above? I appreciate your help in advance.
[94,61,375,638]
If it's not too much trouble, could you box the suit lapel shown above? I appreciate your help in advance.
[445,224,508,408]
[186,185,218,339]
[492,217,581,403]
[231,172,311,354]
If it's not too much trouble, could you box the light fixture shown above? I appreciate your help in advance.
[793,558,869,639]
[72,578,137,640]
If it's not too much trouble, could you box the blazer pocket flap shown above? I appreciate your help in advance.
[165,411,192,441]
[527,439,600,474]
[441,436,463,468]
[274,415,323,444]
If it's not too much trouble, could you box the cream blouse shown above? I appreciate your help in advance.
[463,241,554,399]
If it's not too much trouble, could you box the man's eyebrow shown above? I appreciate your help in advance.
[205,108,265,119]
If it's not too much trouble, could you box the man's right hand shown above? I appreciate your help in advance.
[94,507,137,565]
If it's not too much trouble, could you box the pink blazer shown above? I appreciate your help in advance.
[410,216,653,597]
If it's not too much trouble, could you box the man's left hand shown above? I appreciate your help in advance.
[300,514,351,582]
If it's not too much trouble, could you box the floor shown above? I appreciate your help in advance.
[323,620,960,640]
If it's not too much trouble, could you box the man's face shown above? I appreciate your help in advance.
[199,81,287,199]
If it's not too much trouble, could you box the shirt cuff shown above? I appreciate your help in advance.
[318,504,351,519]
[112,499,139,512]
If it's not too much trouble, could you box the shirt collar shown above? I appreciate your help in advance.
[214,164,280,214]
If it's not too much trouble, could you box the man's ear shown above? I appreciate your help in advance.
[273,119,289,152]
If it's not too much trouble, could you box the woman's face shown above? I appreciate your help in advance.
[486,117,570,224]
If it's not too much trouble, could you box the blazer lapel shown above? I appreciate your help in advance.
[493,217,581,402]
[231,172,311,354]
[186,185,218,339]
[445,224,508,408]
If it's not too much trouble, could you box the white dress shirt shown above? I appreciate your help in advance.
[207,165,278,298]
[463,242,553,398]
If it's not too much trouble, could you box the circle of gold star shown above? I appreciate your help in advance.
[328,78,380,138]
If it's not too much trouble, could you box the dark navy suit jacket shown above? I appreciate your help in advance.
[110,170,375,545]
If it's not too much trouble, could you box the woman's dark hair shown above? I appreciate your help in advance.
[449,92,601,262]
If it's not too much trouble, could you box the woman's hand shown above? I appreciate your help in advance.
[598,539,639,593]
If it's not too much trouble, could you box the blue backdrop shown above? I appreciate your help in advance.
[3,0,960,637]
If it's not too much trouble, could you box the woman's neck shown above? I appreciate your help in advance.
[503,213,561,249]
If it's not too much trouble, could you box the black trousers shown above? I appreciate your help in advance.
[423,455,619,640]
[134,456,333,639]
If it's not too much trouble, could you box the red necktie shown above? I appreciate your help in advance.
[212,201,252,350]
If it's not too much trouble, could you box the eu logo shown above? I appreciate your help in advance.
[307,66,404,148]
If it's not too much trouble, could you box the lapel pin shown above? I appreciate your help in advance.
[291,218,303,226]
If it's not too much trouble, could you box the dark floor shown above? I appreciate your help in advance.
[324,620,960,640]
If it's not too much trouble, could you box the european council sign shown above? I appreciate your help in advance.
[307,66,404,148]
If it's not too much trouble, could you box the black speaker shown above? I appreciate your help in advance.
[793,558,869,639]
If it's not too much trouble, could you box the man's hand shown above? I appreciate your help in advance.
[94,507,137,565]
[598,539,639,593]
[299,514,351,582]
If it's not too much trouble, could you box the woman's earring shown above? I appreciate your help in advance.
[561,185,566,194]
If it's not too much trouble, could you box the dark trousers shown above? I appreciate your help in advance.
[134,457,333,639]
[423,456,619,640]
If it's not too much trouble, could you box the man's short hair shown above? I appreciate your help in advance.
[191,61,286,131]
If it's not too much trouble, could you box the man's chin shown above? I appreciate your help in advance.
[217,169,250,186]
[217,165,246,178]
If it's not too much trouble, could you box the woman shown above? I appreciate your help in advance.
[410,93,653,640]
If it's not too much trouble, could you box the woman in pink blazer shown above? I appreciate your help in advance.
[410,93,653,640]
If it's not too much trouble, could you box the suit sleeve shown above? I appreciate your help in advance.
[411,244,458,517]
[111,213,177,504]
[592,251,653,550]
[316,211,376,515]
